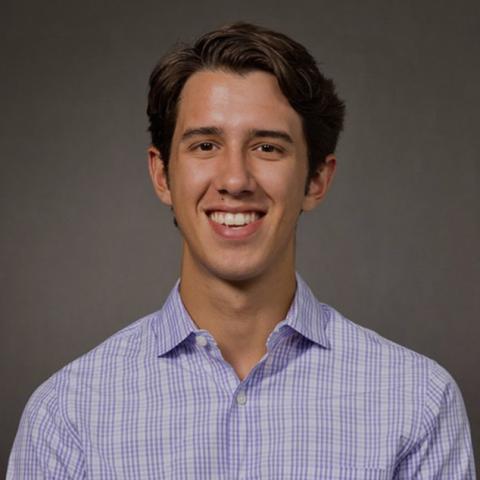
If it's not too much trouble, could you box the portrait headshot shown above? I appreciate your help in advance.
[2,1,478,478]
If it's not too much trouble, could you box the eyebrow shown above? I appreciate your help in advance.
[249,129,293,144]
[180,126,294,144]
[181,127,223,142]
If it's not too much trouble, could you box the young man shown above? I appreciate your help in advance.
[8,23,475,479]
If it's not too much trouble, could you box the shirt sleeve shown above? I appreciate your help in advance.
[394,361,476,479]
[7,375,85,479]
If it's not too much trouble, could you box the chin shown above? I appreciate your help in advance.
[205,258,268,285]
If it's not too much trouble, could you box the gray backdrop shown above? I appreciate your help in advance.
[1,0,479,475]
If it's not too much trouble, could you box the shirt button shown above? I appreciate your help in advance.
[236,390,247,405]
[195,335,208,347]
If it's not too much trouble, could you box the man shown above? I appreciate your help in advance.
[8,22,475,479]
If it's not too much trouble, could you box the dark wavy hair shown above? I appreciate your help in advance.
[147,22,345,184]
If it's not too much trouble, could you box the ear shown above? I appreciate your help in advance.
[302,154,336,212]
[148,146,172,206]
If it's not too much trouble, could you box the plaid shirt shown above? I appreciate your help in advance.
[8,274,475,479]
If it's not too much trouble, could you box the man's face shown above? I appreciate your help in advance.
[149,69,334,283]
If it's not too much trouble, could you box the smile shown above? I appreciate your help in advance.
[206,209,265,239]
[208,211,261,227]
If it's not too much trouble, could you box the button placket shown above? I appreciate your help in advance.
[236,390,247,406]
[227,383,250,479]
[192,333,239,396]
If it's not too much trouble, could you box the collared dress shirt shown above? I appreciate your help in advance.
[8,274,475,479]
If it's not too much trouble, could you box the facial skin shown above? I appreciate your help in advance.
[149,70,335,286]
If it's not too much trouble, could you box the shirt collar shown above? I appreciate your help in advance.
[153,279,199,356]
[282,272,331,349]
[153,273,330,356]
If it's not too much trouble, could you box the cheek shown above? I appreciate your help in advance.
[171,160,212,199]
[257,164,306,205]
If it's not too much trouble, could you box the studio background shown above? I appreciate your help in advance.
[1,0,478,475]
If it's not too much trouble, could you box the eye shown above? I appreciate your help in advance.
[259,144,276,153]
[198,142,215,151]
[189,141,220,156]
[254,143,284,155]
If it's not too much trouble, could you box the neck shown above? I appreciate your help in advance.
[179,247,297,380]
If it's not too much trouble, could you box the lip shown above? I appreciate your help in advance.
[206,213,264,240]
[204,205,267,215]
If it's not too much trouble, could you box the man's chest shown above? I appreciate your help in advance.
[74,351,413,479]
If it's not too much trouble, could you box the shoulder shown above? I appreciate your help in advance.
[319,304,474,469]
[63,310,159,377]
[19,310,160,430]
[318,302,467,424]
[8,310,162,476]
[323,303,449,381]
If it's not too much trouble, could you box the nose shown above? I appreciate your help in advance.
[214,147,256,196]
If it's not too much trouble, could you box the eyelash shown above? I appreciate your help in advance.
[186,142,214,152]
[256,143,282,153]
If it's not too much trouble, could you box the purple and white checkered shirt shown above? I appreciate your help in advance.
[8,274,475,479]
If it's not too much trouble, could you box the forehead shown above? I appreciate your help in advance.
[174,69,304,138]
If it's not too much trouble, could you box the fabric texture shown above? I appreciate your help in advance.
[8,274,476,479]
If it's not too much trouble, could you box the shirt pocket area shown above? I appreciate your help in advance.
[311,466,387,479]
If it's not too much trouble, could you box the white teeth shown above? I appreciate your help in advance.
[209,211,260,226]
[225,213,235,225]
